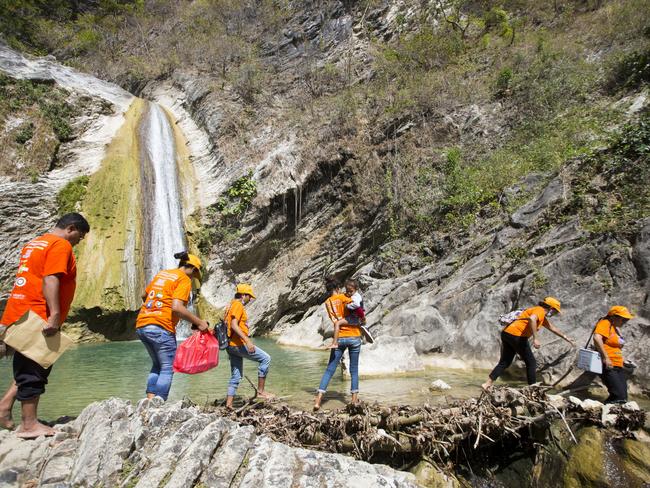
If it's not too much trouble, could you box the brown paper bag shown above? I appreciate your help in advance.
[3,310,74,368]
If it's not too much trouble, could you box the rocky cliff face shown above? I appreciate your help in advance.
[135,3,650,390]
[0,2,648,392]
[0,398,419,488]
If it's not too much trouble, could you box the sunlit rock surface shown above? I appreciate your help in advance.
[0,398,418,488]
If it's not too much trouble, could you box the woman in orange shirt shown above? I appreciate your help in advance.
[482,297,575,389]
[135,252,208,401]
[314,277,361,411]
[592,306,633,404]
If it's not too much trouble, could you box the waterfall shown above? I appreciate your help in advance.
[139,102,191,338]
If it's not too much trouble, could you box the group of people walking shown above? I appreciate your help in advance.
[0,212,638,438]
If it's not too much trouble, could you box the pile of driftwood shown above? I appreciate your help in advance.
[206,385,645,467]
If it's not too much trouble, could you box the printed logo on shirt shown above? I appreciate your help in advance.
[145,301,154,309]
[155,301,163,308]
[148,290,155,299]
[156,292,163,299]
[14,277,27,287]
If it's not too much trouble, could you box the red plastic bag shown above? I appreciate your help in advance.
[173,331,219,374]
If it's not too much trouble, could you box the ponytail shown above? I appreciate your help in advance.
[174,250,190,267]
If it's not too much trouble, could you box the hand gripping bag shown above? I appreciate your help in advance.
[173,330,219,374]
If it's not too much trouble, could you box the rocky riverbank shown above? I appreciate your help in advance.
[0,397,419,488]
[0,388,648,488]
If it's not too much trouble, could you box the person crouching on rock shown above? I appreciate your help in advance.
[0,213,89,438]
[314,277,362,411]
[592,306,633,404]
[482,297,575,390]
[224,284,274,408]
[135,252,208,401]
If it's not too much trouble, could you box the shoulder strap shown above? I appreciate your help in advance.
[585,317,607,348]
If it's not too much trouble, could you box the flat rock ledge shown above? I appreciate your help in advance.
[0,398,418,488]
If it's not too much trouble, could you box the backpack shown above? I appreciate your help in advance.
[214,319,229,350]
[214,302,234,350]
[498,309,524,327]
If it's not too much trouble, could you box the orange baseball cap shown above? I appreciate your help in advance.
[541,297,561,313]
[607,305,633,319]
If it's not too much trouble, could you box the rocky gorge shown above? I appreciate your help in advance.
[0,1,649,486]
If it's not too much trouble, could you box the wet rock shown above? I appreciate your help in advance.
[430,379,452,391]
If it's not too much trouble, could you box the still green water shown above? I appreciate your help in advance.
[0,338,492,420]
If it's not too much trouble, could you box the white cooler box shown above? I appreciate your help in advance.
[577,348,602,374]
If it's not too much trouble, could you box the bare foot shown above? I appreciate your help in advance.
[256,391,275,401]
[0,411,14,430]
[15,422,57,439]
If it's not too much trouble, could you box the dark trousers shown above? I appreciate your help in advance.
[13,351,52,401]
[489,330,537,385]
[601,366,627,403]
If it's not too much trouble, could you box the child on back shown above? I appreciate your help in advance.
[329,279,366,349]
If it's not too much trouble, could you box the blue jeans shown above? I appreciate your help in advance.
[318,337,361,394]
[136,325,177,400]
[226,345,271,397]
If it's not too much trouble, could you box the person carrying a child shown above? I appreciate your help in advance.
[314,277,362,411]
[224,283,274,409]
[328,279,365,349]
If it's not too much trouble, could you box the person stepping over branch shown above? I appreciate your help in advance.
[224,284,274,408]
[482,297,575,390]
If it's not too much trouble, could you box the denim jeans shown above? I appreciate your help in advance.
[318,337,361,394]
[226,345,271,397]
[136,325,177,400]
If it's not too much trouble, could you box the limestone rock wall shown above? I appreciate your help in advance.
[0,398,418,488]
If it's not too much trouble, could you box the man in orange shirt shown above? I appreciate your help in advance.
[224,283,273,408]
[482,297,575,390]
[593,306,633,403]
[0,213,89,438]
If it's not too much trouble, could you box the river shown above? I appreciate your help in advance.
[0,338,499,420]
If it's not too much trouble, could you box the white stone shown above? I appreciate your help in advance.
[623,401,640,412]
[343,335,425,376]
[429,379,452,391]
[580,399,604,411]
[568,396,584,408]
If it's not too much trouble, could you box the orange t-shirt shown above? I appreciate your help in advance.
[325,293,360,338]
[135,268,192,334]
[504,306,549,338]
[225,299,248,347]
[1,234,76,326]
[594,318,623,367]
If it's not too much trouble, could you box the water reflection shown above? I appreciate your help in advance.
[5,338,640,421]
[0,338,497,419]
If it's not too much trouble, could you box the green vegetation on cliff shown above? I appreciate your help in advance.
[3,0,648,251]
[0,73,78,180]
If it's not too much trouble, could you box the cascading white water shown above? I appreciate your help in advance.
[142,103,186,280]
[140,102,191,338]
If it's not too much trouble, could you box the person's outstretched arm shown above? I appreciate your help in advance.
[545,322,575,346]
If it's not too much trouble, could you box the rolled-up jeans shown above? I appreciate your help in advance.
[136,325,177,400]
[318,337,361,394]
[226,344,271,397]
